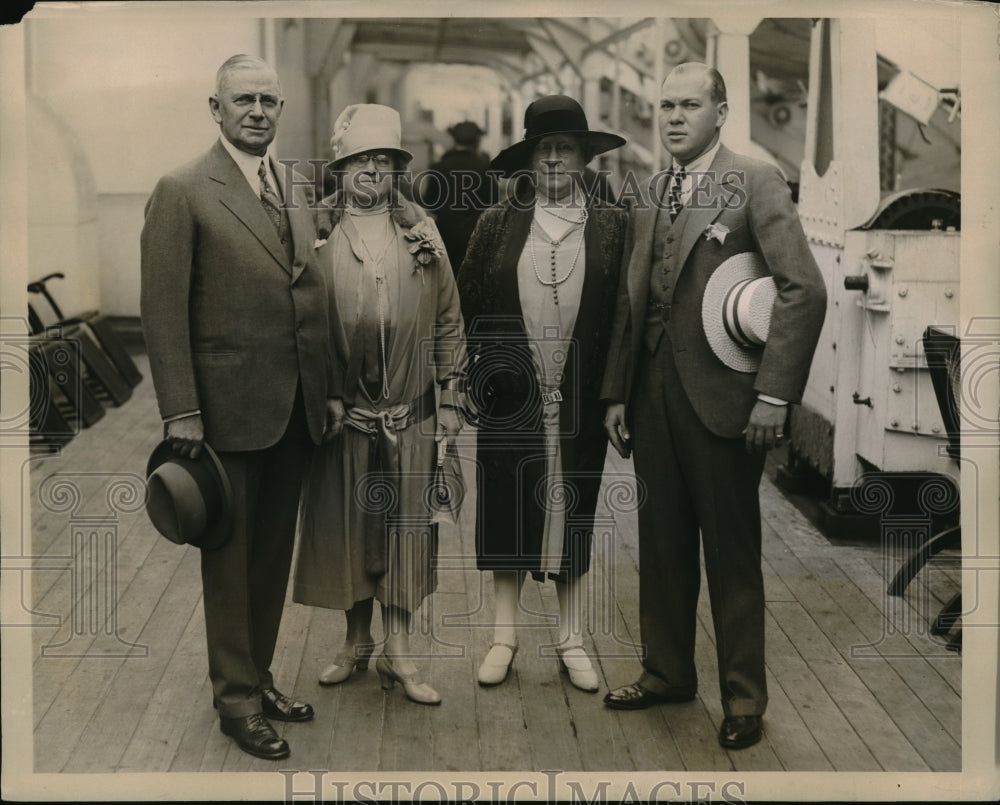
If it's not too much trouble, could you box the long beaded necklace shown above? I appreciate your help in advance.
[529,206,588,307]
[355,211,394,401]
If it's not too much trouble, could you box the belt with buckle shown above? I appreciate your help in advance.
[540,389,563,405]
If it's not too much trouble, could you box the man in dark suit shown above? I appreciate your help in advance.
[601,62,827,749]
[141,54,338,760]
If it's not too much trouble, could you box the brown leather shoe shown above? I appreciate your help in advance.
[220,713,290,760]
[603,681,696,710]
[718,715,763,749]
[262,687,314,722]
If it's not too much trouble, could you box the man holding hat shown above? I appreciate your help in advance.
[141,54,338,760]
[600,62,827,749]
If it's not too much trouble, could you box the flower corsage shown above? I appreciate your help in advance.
[404,220,445,273]
[704,222,730,245]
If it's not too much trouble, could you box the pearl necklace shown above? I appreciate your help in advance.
[539,204,588,225]
[529,208,588,307]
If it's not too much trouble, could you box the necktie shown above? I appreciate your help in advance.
[667,165,686,222]
[258,160,282,234]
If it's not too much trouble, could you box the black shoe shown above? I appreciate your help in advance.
[262,687,314,722]
[718,715,762,749]
[220,713,290,760]
[603,681,697,710]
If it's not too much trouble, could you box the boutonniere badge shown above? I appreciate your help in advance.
[704,222,729,245]
[404,220,445,272]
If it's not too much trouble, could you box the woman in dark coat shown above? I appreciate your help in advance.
[456,95,628,692]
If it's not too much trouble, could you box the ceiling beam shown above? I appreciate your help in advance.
[537,18,587,78]
[584,18,655,56]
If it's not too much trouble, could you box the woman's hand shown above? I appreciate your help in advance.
[324,397,346,441]
[436,405,463,444]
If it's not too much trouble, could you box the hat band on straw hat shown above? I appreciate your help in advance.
[702,252,777,373]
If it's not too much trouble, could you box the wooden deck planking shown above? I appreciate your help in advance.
[766,601,883,771]
[586,562,684,771]
[117,591,210,772]
[767,603,932,771]
[781,550,962,758]
[166,668,217,771]
[284,603,356,772]
[428,592,483,771]
[514,579,587,772]
[32,528,189,771]
[61,544,205,773]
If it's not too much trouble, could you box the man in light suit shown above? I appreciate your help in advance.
[601,62,827,749]
[141,54,338,760]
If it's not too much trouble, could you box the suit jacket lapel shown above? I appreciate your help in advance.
[675,145,737,272]
[287,177,315,282]
[209,142,292,274]
[627,176,660,332]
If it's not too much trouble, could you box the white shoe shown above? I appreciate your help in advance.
[477,643,518,687]
[556,645,599,692]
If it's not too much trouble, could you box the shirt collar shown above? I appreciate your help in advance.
[218,135,275,194]
[672,139,722,177]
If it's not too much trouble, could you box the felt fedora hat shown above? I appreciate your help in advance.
[329,104,413,169]
[489,94,626,176]
[145,440,233,550]
[702,252,777,373]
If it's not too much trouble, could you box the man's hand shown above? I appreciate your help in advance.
[604,403,632,459]
[324,398,346,441]
[744,399,787,454]
[166,414,204,459]
[436,406,463,444]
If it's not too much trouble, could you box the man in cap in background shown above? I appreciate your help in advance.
[419,120,498,272]
[141,53,339,760]
[600,62,827,749]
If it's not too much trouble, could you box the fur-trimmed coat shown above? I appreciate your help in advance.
[457,197,629,578]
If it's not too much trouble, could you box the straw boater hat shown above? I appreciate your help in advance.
[702,252,778,373]
[145,440,233,550]
[329,104,413,169]
[489,95,626,175]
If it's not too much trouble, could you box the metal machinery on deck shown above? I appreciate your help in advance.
[782,19,961,536]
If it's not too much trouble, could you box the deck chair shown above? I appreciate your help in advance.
[28,338,105,445]
[27,273,135,406]
[887,326,961,652]
[28,271,143,389]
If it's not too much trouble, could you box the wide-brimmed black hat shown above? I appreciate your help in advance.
[145,440,233,550]
[489,95,626,176]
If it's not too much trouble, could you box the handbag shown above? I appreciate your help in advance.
[429,439,465,525]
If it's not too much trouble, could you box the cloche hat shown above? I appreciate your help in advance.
[145,440,233,550]
[702,252,777,373]
[489,94,626,176]
[329,104,414,168]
